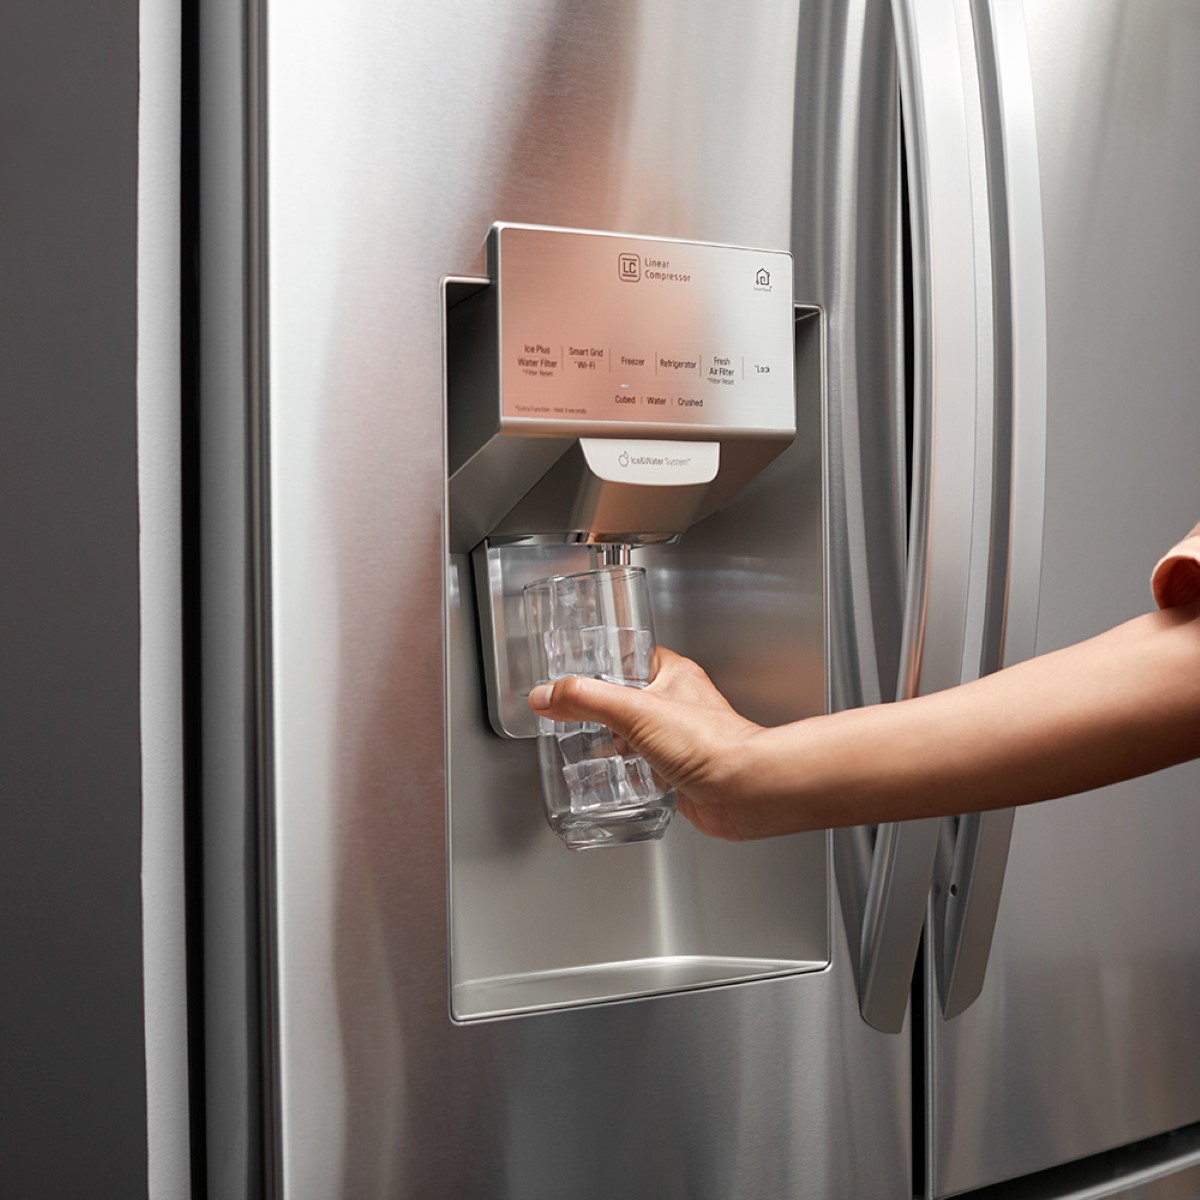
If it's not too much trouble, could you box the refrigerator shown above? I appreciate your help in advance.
[192,0,1200,1196]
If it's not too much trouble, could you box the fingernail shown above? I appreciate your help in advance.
[528,684,553,710]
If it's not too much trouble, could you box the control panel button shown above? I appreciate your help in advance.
[705,355,739,385]
[516,342,561,378]
[616,350,651,374]
[656,352,701,379]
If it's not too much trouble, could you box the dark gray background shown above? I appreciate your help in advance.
[0,2,148,1195]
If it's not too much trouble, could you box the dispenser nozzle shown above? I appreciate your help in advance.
[593,543,634,568]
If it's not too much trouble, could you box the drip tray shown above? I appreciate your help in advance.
[453,954,827,1020]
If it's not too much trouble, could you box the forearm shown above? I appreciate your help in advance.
[737,602,1200,834]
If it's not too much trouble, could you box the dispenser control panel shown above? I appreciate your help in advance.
[492,224,796,434]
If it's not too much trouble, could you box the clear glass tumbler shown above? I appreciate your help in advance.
[523,565,677,850]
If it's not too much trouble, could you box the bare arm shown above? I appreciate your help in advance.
[529,600,1200,840]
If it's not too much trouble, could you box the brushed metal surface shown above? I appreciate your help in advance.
[961,1126,1200,1200]
[927,0,1200,1193]
[138,0,191,1192]
[247,0,915,1196]
[1072,1166,1200,1200]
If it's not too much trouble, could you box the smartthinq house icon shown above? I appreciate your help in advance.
[618,253,641,282]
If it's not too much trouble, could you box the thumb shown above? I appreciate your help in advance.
[528,676,648,741]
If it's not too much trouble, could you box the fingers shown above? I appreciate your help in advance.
[648,649,736,713]
[528,676,648,741]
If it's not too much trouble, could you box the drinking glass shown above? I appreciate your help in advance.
[523,565,676,850]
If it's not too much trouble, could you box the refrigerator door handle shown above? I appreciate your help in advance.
[932,808,1015,1019]
[841,0,983,1036]
[845,818,941,1033]
[933,0,1049,1021]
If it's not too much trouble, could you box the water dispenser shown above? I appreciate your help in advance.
[444,224,829,1017]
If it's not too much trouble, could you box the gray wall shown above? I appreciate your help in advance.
[0,2,149,1195]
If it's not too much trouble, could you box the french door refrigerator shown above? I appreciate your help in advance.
[193,0,1200,1196]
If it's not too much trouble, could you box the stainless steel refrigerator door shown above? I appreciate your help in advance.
[926,0,1200,1194]
[215,0,918,1197]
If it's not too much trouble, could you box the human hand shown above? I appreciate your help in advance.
[527,648,764,840]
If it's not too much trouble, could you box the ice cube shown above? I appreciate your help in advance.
[599,627,654,685]
[619,755,658,803]
[553,720,604,737]
[545,626,611,679]
[562,756,625,812]
[555,725,617,766]
[536,708,605,738]
[560,576,601,626]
